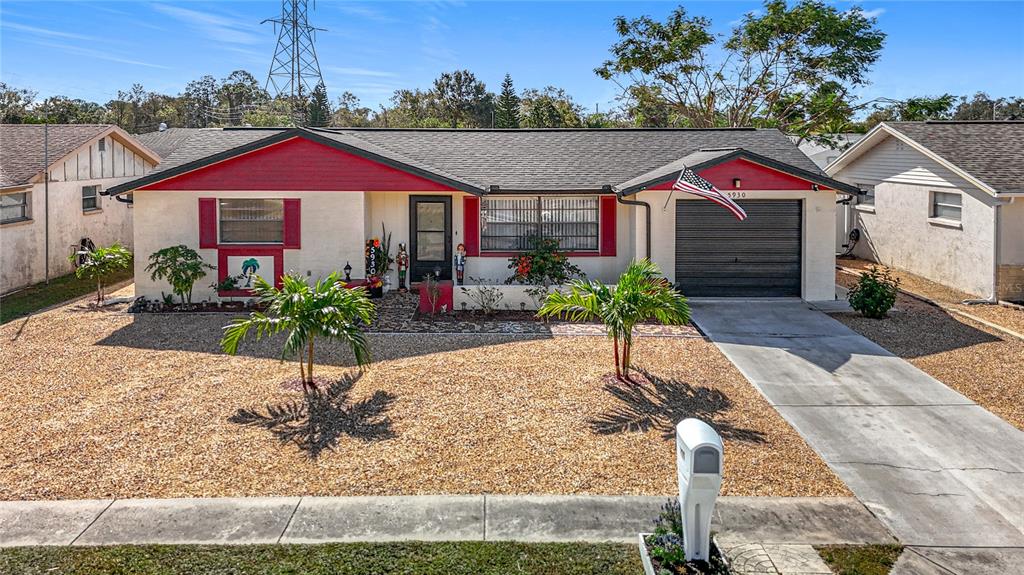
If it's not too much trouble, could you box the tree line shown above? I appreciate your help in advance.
[2,0,1020,139]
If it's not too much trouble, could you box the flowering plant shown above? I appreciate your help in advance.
[506,236,581,287]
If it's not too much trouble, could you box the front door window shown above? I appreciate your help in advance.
[410,196,452,281]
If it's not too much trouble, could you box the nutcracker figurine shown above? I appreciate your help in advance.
[454,243,467,285]
[396,243,409,291]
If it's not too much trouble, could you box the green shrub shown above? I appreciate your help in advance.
[146,245,214,305]
[848,265,900,319]
[68,243,133,304]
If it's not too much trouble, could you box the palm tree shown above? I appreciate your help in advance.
[538,259,690,382]
[220,272,376,392]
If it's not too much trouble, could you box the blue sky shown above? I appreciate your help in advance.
[1,1,1022,113]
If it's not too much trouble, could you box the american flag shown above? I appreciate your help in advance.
[672,166,747,221]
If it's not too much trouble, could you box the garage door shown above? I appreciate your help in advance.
[675,199,802,297]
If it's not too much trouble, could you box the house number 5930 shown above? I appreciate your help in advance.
[727,191,746,199]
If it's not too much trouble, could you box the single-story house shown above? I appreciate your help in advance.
[104,127,858,302]
[0,124,160,294]
[828,121,1024,302]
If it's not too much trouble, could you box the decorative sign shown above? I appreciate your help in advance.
[226,255,275,289]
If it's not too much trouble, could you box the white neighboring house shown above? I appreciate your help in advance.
[828,121,1024,302]
[798,133,865,169]
[0,124,160,294]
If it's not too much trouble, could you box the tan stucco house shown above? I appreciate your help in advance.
[104,127,857,303]
[0,124,160,294]
[828,121,1024,302]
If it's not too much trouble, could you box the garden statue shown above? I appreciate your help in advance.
[396,243,409,291]
[454,243,467,285]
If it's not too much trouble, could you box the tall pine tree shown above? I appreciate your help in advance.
[495,74,520,128]
[305,82,331,127]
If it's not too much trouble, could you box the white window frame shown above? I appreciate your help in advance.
[82,185,101,212]
[218,198,285,245]
[855,183,875,211]
[929,190,963,227]
[1,190,31,224]
[480,195,600,253]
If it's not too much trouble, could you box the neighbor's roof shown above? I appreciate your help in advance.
[1,124,109,189]
[134,127,206,158]
[828,121,1024,195]
[108,126,845,195]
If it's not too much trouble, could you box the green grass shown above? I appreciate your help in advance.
[817,544,904,575]
[0,542,642,575]
[0,268,133,325]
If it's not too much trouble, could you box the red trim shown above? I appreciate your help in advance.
[198,198,217,249]
[463,196,480,256]
[140,137,458,192]
[217,246,285,297]
[599,195,617,257]
[283,199,301,249]
[648,158,832,191]
[479,251,603,258]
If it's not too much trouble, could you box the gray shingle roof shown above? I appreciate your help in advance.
[886,121,1024,193]
[134,127,206,159]
[1,124,110,189]
[119,126,833,194]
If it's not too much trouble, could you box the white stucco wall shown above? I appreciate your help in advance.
[634,189,837,301]
[133,190,366,302]
[831,134,999,298]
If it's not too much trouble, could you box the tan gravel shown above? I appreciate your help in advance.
[839,257,1024,335]
[0,285,847,500]
[835,271,1024,431]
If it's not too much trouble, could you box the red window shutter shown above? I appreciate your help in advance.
[283,198,301,249]
[198,198,217,248]
[599,195,617,257]
[463,196,480,256]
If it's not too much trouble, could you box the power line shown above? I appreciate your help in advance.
[262,0,325,109]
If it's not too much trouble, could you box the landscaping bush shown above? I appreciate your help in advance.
[146,245,214,305]
[68,242,133,304]
[848,265,900,319]
[643,499,729,574]
[507,236,583,309]
[460,277,504,315]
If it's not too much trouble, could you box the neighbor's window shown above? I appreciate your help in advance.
[1,192,30,224]
[857,184,875,206]
[82,185,101,211]
[481,196,599,252]
[219,199,284,244]
[931,191,962,221]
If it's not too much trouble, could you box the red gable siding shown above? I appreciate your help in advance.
[140,136,457,192]
[648,158,831,191]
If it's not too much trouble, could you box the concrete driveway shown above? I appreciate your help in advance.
[690,300,1024,558]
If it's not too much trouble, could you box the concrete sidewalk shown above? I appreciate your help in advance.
[0,495,891,548]
[691,301,1024,572]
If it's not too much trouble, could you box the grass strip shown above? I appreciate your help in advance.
[817,544,904,575]
[0,269,132,324]
[0,541,641,575]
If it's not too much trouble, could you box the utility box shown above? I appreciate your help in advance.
[676,418,724,562]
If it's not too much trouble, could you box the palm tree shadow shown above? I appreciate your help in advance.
[589,368,765,444]
[229,373,396,459]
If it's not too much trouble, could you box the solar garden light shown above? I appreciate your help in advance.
[676,418,724,562]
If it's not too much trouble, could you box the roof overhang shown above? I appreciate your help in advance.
[616,148,861,196]
[1,184,33,194]
[103,127,487,197]
[825,122,1001,197]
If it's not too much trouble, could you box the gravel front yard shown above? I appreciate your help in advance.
[835,272,1024,430]
[0,285,846,500]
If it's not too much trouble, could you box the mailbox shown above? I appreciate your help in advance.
[676,418,724,562]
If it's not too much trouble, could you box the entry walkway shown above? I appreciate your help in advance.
[0,495,889,547]
[691,301,1024,570]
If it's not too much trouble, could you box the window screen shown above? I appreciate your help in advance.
[932,191,962,221]
[82,185,100,211]
[1,192,30,224]
[219,199,284,244]
[481,196,599,252]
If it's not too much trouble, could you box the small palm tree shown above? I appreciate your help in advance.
[220,272,376,392]
[69,243,133,304]
[538,259,690,382]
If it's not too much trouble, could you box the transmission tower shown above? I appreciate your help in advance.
[263,0,325,105]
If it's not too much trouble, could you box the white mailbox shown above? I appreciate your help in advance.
[676,418,724,562]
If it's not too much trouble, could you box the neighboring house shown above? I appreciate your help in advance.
[828,121,1024,302]
[104,127,857,302]
[0,124,160,294]
[798,133,865,169]
[134,126,205,158]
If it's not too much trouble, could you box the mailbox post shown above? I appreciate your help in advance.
[676,418,724,562]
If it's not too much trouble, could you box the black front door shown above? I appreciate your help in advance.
[409,195,452,282]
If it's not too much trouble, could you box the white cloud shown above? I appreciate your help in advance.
[729,9,763,27]
[860,8,886,18]
[29,40,172,70]
[1,21,97,42]
[322,66,398,78]
[151,4,262,45]
[336,4,396,23]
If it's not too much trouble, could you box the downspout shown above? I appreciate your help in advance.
[991,201,1002,303]
[44,122,50,284]
[616,191,651,260]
